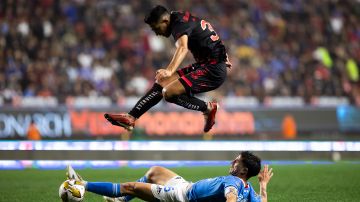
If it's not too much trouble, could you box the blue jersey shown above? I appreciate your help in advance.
[186,175,261,202]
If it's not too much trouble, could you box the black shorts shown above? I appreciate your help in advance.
[177,61,227,96]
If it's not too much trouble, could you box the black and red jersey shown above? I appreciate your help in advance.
[169,11,227,63]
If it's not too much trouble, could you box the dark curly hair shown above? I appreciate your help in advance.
[241,151,261,179]
[144,5,169,25]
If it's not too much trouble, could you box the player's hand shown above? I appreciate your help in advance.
[258,165,273,184]
[155,69,172,81]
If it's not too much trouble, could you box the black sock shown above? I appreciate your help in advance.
[167,94,207,112]
[129,83,163,118]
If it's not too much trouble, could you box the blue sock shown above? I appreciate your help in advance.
[124,176,147,201]
[86,182,122,197]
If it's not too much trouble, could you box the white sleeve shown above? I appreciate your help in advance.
[224,186,238,198]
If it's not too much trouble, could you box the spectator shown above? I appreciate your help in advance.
[27,120,41,141]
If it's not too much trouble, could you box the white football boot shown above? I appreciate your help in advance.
[66,165,84,183]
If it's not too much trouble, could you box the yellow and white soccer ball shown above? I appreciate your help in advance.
[59,179,85,202]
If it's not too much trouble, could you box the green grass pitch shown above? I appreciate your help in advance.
[1,163,360,202]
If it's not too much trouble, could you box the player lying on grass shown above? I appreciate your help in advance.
[66,151,273,202]
[105,5,232,133]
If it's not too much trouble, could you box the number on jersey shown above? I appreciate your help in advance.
[200,20,219,41]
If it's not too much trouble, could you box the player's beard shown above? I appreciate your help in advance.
[229,160,239,176]
[163,28,171,37]
[230,169,238,176]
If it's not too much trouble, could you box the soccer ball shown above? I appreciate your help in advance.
[59,179,85,202]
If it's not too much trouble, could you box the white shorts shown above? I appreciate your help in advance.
[151,176,192,202]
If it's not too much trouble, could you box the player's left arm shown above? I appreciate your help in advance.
[156,35,188,81]
[257,165,273,202]
[225,186,238,202]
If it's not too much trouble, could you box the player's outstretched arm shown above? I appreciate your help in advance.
[257,165,273,202]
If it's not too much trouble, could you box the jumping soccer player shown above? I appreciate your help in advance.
[104,5,231,133]
[66,151,273,202]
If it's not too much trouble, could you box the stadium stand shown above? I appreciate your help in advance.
[0,0,359,106]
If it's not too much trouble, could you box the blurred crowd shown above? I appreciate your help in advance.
[0,0,359,105]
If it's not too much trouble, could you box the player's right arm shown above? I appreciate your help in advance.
[155,35,188,82]
[257,165,273,202]
[225,186,237,202]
